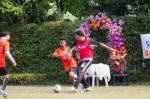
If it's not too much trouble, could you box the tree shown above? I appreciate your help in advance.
[62,0,150,18]
[0,0,50,23]
[0,0,24,23]
[0,0,149,23]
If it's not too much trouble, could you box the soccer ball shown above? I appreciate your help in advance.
[53,84,62,93]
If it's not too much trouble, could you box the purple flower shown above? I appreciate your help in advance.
[75,12,126,48]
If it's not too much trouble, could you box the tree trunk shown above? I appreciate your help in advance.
[58,8,65,21]
[17,16,27,24]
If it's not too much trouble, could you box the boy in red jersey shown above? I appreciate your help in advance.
[69,30,114,92]
[0,31,16,97]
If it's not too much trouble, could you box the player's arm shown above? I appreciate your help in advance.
[70,41,80,59]
[52,52,59,58]
[68,47,73,56]
[70,41,77,53]
[68,46,72,53]
[5,42,16,66]
[90,39,114,51]
[99,43,114,52]
[90,39,99,47]
[6,51,16,66]
[52,49,60,58]
[52,53,58,57]
[71,41,76,49]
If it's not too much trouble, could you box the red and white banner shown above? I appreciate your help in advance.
[141,34,150,59]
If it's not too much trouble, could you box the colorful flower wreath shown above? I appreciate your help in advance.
[76,12,127,74]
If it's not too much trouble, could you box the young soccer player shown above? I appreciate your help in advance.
[0,31,16,97]
[52,37,78,84]
[69,30,114,92]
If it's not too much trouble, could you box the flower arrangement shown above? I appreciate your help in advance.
[110,47,127,75]
[77,12,125,49]
[76,12,127,74]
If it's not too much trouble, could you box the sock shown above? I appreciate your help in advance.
[73,72,85,89]
[81,77,89,89]
[2,77,8,91]
[73,77,80,89]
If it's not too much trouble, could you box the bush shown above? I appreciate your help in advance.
[0,73,68,85]
[8,73,46,85]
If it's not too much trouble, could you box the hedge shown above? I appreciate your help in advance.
[0,15,149,85]
[0,73,68,85]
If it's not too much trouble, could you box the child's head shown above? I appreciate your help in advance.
[0,31,10,41]
[74,30,85,41]
[5,31,10,41]
[59,37,67,48]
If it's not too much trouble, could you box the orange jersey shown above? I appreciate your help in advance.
[53,46,77,72]
[0,39,9,67]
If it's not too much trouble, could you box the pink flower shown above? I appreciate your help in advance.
[75,12,126,49]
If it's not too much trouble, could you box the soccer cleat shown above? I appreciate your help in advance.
[0,89,7,97]
[68,86,77,92]
[83,87,91,92]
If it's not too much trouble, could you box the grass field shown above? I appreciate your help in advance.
[1,85,150,99]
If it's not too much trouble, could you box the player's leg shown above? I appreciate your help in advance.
[0,67,8,97]
[69,67,77,84]
[76,66,89,89]
[69,71,75,84]
[70,60,92,91]
[81,77,89,89]
[80,61,92,91]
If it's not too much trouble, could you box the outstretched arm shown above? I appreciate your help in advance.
[99,43,114,52]
[6,51,16,66]
[52,53,59,58]
[90,39,114,51]
[52,48,60,58]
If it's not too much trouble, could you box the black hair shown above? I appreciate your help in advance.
[74,30,84,36]
[59,37,66,41]
[0,31,10,37]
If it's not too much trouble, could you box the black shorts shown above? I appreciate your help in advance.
[78,59,92,72]
[0,67,8,76]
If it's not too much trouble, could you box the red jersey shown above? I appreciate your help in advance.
[76,38,93,60]
[0,39,9,67]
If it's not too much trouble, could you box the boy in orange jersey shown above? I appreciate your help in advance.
[0,31,16,97]
[52,37,78,83]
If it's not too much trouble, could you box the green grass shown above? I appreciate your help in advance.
[1,86,150,99]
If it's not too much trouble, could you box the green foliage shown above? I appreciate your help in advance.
[23,0,50,23]
[0,0,50,23]
[8,73,46,85]
[64,0,150,18]
[129,68,150,84]
[0,0,23,16]
[1,0,149,23]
